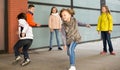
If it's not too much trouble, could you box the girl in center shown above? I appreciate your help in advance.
[48,6,62,51]
[60,8,91,70]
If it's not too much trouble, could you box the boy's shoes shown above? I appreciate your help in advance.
[58,47,62,50]
[100,51,107,55]
[21,59,31,66]
[12,56,22,64]
[110,52,116,55]
[69,66,76,70]
[48,48,52,51]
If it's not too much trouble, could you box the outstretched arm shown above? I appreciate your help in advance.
[26,13,41,27]
[61,26,67,51]
[77,20,91,28]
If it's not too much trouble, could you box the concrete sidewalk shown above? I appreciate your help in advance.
[0,38,120,70]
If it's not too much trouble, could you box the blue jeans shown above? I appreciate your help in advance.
[101,31,113,53]
[14,39,33,59]
[67,41,77,66]
[50,29,60,48]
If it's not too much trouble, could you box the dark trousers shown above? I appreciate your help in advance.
[101,31,113,53]
[14,39,33,59]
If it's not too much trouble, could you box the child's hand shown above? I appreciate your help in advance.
[86,24,91,28]
[108,31,112,34]
[98,31,100,35]
[37,24,41,27]
[50,29,54,32]
[63,45,67,51]
[21,33,26,37]
[59,29,61,32]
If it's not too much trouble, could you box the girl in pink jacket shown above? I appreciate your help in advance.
[48,6,62,51]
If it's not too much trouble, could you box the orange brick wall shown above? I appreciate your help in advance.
[8,0,28,53]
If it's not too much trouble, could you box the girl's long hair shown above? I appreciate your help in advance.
[102,5,111,14]
[50,6,58,15]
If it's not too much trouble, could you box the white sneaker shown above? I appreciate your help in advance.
[21,59,31,66]
[69,66,76,70]
[16,56,22,61]
[12,56,22,64]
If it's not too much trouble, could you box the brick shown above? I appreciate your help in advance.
[8,0,28,53]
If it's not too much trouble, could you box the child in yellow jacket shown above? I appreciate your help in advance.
[97,5,115,55]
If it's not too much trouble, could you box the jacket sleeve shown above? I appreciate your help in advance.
[96,16,101,31]
[108,14,113,31]
[76,20,87,26]
[61,25,67,46]
[59,16,62,29]
[26,13,37,27]
[48,16,52,29]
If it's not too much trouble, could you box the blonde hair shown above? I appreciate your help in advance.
[60,8,75,17]
[102,5,111,14]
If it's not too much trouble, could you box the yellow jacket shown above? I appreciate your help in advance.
[97,13,113,31]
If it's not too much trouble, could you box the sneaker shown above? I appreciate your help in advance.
[12,56,22,64]
[48,48,52,51]
[21,59,31,66]
[110,52,116,55]
[69,66,76,70]
[58,47,62,50]
[100,51,107,55]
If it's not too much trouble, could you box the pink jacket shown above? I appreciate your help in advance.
[48,13,62,29]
